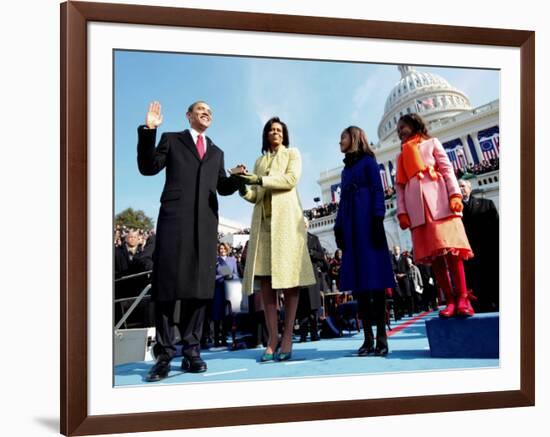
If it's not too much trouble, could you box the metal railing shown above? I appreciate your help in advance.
[114,270,153,329]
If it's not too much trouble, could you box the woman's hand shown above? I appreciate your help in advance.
[449,195,463,213]
[398,213,411,230]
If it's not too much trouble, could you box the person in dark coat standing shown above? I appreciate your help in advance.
[328,249,342,291]
[137,101,239,381]
[391,245,413,318]
[417,262,439,312]
[212,242,240,346]
[334,126,395,356]
[459,179,499,312]
[297,218,327,342]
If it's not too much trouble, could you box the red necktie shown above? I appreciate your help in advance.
[196,134,205,160]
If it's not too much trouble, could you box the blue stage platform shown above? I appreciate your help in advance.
[114,310,499,387]
[425,312,499,358]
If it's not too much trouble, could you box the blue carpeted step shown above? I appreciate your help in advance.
[425,312,499,358]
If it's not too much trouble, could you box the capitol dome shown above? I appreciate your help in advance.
[377,65,472,141]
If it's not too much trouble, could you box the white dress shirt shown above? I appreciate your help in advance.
[189,128,208,152]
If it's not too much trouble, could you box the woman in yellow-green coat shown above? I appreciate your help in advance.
[235,117,315,362]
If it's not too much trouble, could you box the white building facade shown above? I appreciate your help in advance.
[218,217,249,249]
[312,65,500,255]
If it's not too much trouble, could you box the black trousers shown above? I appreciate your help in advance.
[153,298,207,361]
[396,277,414,316]
[298,311,319,340]
[356,291,387,349]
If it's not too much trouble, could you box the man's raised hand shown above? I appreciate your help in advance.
[146,101,163,129]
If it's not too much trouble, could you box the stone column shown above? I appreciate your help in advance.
[471,132,484,163]
[385,163,393,188]
[460,135,474,165]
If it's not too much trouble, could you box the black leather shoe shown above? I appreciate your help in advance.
[181,355,207,373]
[146,360,171,382]
[357,341,374,356]
[374,346,389,356]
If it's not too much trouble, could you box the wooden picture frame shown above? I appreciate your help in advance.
[61,1,535,435]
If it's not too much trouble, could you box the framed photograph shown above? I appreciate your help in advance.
[61,1,535,435]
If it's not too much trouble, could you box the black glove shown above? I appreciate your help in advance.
[334,227,345,251]
[234,173,262,185]
[371,216,386,248]
[230,174,248,195]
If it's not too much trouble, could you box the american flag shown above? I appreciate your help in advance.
[479,136,499,161]
[416,97,435,111]
[331,183,341,203]
[445,147,467,171]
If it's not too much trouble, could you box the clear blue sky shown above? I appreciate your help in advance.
[114,50,499,227]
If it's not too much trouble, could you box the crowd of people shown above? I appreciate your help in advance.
[455,157,499,179]
[233,228,251,235]
[114,224,155,250]
[304,202,339,220]
[114,226,156,327]
[390,246,439,319]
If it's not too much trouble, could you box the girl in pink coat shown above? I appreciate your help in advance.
[395,114,475,318]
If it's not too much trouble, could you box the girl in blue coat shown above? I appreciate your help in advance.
[334,126,396,356]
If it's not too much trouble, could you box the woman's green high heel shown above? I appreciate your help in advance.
[276,351,292,361]
[260,351,275,362]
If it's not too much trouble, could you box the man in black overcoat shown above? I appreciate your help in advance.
[137,101,239,381]
[459,179,499,312]
[391,245,413,317]
[417,263,438,312]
